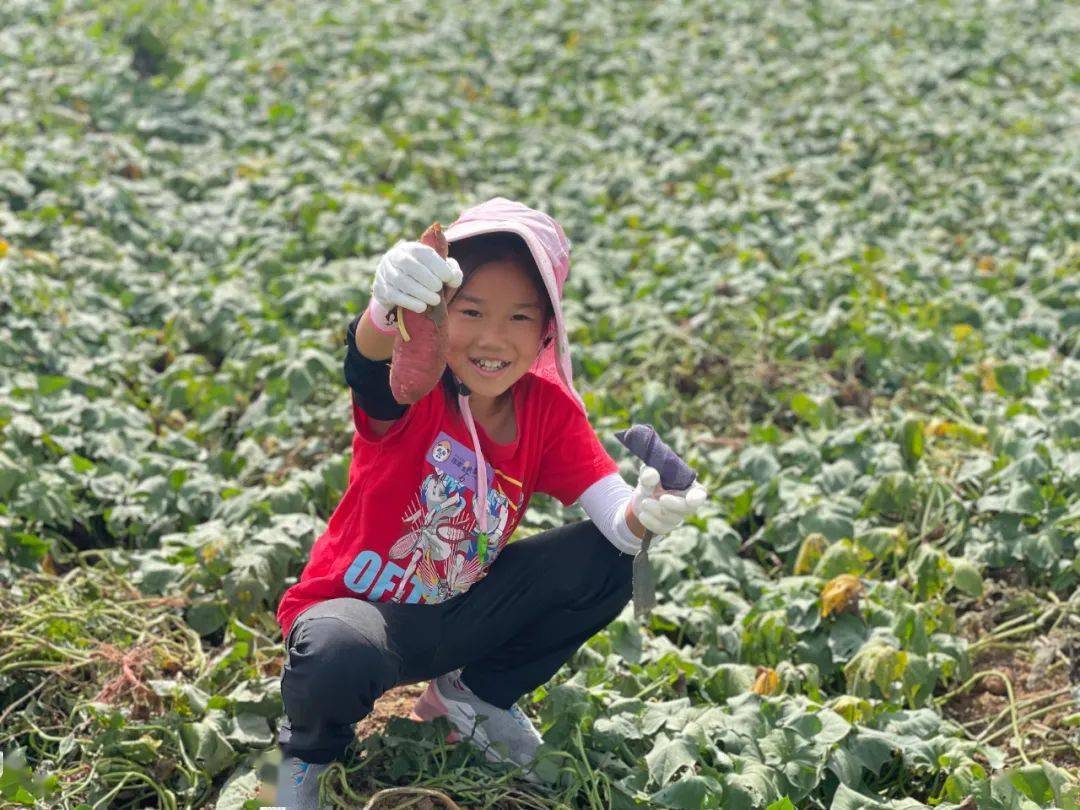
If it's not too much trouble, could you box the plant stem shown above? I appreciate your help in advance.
[936,669,1030,765]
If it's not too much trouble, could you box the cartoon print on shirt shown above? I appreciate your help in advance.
[388,470,470,601]
[423,486,518,601]
[374,434,525,605]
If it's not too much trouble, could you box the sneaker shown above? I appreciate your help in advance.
[276,753,330,810]
[410,674,462,743]
[411,671,544,772]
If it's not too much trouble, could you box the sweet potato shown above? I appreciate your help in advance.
[389,223,450,404]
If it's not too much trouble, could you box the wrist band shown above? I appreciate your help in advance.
[367,299,399,335]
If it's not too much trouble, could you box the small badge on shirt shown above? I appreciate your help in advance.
[427,431,496,495]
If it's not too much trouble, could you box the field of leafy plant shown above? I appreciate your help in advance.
[1,0,1078,807]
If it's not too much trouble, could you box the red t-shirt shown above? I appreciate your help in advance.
[276,372,618,640]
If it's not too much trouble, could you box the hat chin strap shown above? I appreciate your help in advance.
[453,375,490,535]
[451,373,471,397]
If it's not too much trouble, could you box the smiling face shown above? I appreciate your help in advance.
[445,259,549,408]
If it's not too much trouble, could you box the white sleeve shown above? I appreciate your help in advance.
[577,472,642,555]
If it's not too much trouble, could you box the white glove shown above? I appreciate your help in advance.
[372,240,463,315]
[630,465,708,536]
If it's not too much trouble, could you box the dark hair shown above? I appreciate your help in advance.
[440,232,555,408]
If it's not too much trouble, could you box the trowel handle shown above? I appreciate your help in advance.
[614,424,697,492]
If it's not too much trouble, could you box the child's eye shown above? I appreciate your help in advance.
[460,309,481,318]
[513,314,533,322]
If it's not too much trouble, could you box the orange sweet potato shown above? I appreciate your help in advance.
[389,223,450,404]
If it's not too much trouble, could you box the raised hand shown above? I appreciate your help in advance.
[630,463,708,536]
[371,239,463,318]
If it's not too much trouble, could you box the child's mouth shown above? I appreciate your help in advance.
[470,358,511,376]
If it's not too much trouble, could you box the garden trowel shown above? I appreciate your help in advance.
[614,424,698,619]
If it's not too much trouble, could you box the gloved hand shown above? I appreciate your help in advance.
[630,465,708,536]
[369,240,463,331]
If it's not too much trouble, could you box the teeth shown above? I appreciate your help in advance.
[473,359,509,371]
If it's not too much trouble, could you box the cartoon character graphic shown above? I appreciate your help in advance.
[431,440,452,463]
[389,471,470,601]
[470,487,513,565]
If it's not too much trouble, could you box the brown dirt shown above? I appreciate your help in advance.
[355,682,429,741]
[944,636,1079,771]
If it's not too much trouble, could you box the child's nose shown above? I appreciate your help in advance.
[478,323,512,346]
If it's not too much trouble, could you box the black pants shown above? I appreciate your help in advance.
[278,519,634,763]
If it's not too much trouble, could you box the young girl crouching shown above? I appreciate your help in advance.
[275,197,706,808]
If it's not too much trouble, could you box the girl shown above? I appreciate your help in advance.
[276,197,707,808]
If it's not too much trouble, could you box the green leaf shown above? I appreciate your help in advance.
[949,557,983,597]
[994,363,1025,395]
[645,734,699,787]
[69,454,96,474]
[800,508,855,543]
[856,526,906,560]
[134,556,185,595]
[168,468,188,491]
[642,699,691,735]
[186,599,230,635]
[790,392,822,427]
[1003,483,1044,515]
[0,450,22,500]
[650,775,718,809]
[830,783,926,809]
[862,473,918,518]
[593,711,644,745]
[1006,762,1074,805]
[758,727,823,795]
[897,417,924,468]
[826,746,863,788]
[740,446,781,485]
[224,713,273,748]
[907,546,951,601]
[845,641,908,700]
[814,540,867,578]
[214,758,263,810]
[37,375,70,396]
[227,677,282,717]
[722,760,782,810]
[703,664,758,701]
[827,615,870,663]
[179,713,236,777]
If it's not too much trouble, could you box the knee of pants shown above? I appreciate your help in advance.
[282,615,399,721]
